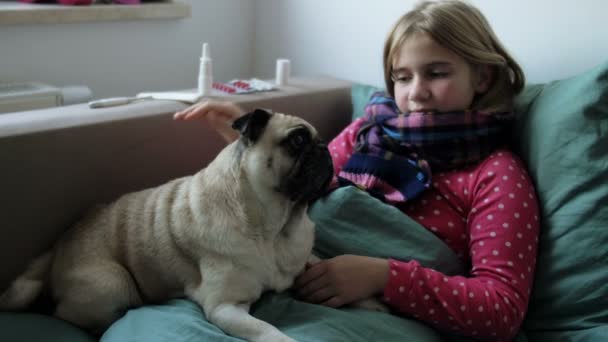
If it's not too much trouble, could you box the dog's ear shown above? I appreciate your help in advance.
[232,109,272,144]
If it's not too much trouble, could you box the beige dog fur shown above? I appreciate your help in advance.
[0,109,334,342]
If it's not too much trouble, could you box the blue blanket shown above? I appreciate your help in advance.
[101,186,473,341]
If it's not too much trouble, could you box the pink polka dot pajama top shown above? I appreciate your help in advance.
[328,118,540,341]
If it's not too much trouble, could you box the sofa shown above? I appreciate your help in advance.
[0,61,606,342]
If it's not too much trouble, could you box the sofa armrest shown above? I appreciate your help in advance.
[0,76,353,289]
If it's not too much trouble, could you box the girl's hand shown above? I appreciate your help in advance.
[173,100,245,143]
[293,255,390,308]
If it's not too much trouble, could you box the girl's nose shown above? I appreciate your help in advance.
[408,77,431,102]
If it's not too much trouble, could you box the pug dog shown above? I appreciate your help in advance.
[0,109,333,342]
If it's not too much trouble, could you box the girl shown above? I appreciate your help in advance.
[174,1,539,340]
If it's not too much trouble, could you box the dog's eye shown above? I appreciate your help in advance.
[285,130,310,153]
[291,134,305,147]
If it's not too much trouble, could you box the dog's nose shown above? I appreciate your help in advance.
[316,141,328,150]
[314,137,327,147]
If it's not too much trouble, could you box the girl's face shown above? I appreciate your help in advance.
[391,32,490,113]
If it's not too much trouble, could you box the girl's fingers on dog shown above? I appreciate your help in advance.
[183,104,209,120]
[303,286,335,304]
[293,262,327,288]
[173,109,187,119]
[297,273,329,297]
[175,101,243,122]
[174,102,208,120]
[174,104,198,120]
[321,296,344,308]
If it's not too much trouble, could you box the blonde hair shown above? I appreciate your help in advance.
[383,0,525,112]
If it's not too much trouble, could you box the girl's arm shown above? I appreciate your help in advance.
[173,100,245,143]
[384,152,540,341]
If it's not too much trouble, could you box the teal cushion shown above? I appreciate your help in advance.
[526,325,608,342]
[100,299,233,342]
[0,313,95,342]
[310,186,465,276]
[103,297,444,342]
[513,61,608,338]
[350,83,383,120]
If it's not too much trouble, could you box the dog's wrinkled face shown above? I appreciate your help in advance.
[232,109,333,202]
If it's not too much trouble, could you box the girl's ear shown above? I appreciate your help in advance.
[474,65,494,93]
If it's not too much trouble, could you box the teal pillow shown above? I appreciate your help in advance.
[310,186,465,276]
[513,61,608,339]
[351,83,383,120]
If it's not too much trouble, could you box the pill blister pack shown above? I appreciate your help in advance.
[212,78,277,94]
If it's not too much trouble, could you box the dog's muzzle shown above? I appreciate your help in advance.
[280,142,333,202]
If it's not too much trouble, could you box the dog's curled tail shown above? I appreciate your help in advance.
[0,251,53,311]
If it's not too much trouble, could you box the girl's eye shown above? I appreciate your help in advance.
[392,74,412,83]
[429,71,449,79]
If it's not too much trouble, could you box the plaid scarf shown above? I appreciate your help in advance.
[338,92,513,204]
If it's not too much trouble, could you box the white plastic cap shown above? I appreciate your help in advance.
[202,42,210,60]
[275,59,291,86]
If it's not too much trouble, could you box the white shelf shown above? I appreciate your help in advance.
[0,1,190,25]
[0,82,62,114]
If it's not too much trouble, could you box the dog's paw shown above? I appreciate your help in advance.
[257,330,297,342]
[307,254,321,265]
[350,298,390,313]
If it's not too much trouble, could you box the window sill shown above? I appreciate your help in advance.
[0,1,191,25]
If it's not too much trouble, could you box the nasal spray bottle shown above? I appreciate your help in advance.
[198,43,213,96]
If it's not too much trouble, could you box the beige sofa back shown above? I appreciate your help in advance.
[0,77,352,290]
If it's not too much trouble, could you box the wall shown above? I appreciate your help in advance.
[2,1,607,99]
[254,0,608,87]
[0,0,255,98]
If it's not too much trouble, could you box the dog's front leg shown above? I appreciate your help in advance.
[207,303,296,342]
[307,254,321,265]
